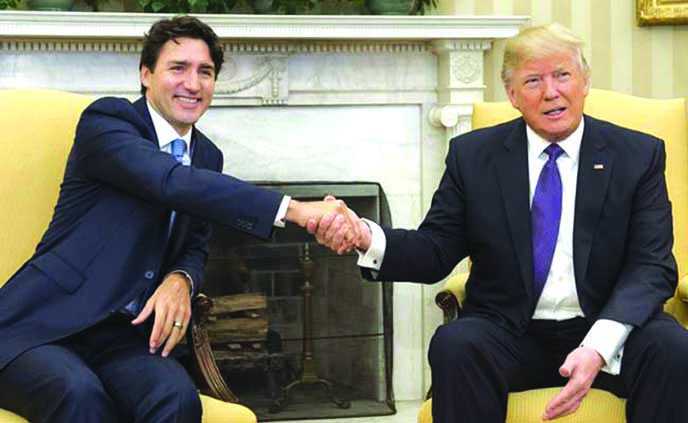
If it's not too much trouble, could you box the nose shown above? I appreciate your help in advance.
[184,71,201,92]
[543,77,559,100]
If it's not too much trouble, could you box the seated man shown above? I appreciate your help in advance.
[0,15,358,423]
[310,23,688,422]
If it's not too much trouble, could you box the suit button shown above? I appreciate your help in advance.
[144,271,155,280]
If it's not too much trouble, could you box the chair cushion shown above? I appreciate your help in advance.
[418,387,625,423]
[0,394,255,423]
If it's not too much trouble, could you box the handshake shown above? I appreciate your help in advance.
[286,195,370,254]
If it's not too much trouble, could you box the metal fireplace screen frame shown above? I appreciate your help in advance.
[198,181,395,420]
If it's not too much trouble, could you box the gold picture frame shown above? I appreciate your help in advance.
[638,0,688,25]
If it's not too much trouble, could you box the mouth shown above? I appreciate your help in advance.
[175,95,202,105]
[544,107,566,117]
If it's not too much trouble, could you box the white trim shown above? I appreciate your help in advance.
[0,11,528,41]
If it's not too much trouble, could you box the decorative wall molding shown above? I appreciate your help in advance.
[0,11,527,41]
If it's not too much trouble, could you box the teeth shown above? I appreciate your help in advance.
[177,97,199,104]
[545,108,564,115]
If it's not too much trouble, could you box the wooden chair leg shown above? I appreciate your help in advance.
[187,294,239,403]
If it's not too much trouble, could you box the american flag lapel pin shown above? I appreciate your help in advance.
[593,164,604,170]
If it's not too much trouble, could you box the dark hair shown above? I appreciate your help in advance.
[139,15,224,95]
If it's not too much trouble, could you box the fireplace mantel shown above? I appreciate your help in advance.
[1,12,525,40]
[0,11,529,401]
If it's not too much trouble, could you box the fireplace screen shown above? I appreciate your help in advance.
[200,182,394,420]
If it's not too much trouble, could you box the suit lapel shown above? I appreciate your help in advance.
[132,97,159,146]
[573,116,613,284]
[495,119,536,296]
[190,128,214,170]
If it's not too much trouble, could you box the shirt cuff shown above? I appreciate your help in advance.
[356,218,386,271]
[580,319,633,375]
[274,195,291,228]
[168,270,194,295]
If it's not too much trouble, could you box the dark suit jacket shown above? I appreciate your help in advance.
[368,115,677,335]
[0,97,283,370]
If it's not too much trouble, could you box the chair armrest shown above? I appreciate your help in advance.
[434,272,469,322]
[677,273,688,302]
[664,274,688,328]
[187,294,239,403]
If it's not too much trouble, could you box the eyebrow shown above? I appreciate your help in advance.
[166,60,215,71]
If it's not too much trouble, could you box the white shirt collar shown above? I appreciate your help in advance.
[526,117,585,165]
[146,100,193,149]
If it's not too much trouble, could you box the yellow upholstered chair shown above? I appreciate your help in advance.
[418,89,688,423]
[0,89,256,423]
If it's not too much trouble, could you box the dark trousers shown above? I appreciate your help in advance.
[0,314,201,423]
[428,312,688,423]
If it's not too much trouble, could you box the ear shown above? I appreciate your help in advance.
[582,75,591,98]
[140,66,153,91]
[505,83,520,111]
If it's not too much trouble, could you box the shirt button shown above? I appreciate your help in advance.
[144,271,155,280]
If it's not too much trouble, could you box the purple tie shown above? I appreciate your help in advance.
[171,138,186,163]
[531,143,564,300]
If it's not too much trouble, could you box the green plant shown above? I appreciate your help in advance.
[0,0,19,9]
[414,0,436,15]
[138,0,235,13]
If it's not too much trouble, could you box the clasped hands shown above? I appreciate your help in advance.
[290,195,370,254]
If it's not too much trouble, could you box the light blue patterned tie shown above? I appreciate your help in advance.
[171,138,186,163]
[531,143,564,301]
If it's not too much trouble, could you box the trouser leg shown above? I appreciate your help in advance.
[428,316,564,423]
[618,312,688,423]
[82,315,202,423]
[0,343,118,423]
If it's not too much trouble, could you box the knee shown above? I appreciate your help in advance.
[164,382,202,418]
[652,330,688,372]
[55,372,111,407]
[428,320,484,370]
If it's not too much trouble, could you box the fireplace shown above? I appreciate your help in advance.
[201,182,393,420]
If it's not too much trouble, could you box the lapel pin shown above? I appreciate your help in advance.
[593,164,604,170]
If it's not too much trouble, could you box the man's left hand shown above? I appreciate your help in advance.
[131,272,192,358]
[543,346,604,421]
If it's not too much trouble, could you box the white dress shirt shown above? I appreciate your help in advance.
[358,119,631,375]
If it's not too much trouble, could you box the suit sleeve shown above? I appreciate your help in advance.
[74,97,282,240]
[370,139,469,283]
[596,138,677,327]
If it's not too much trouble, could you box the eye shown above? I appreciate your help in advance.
[557,71,571,81]
[524,77,540,87]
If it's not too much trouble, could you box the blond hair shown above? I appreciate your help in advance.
[501,23,590,86]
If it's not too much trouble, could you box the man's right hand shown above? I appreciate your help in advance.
[306,195,372,254]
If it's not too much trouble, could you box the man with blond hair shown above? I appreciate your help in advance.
[309,23,688,422]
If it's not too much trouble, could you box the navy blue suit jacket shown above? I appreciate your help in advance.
[0,97,283,370]
[368,115,677,335]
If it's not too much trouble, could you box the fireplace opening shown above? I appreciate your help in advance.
[201,182,394,420]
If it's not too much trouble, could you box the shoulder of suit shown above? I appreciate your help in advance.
[449,116,523,151]
[83,96,145,123]
[584,114,663,147]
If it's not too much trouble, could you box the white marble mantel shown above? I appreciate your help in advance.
[0,12,528,401]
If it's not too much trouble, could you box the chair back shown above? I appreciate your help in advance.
[472,88,688,278]
[0,89,92,286]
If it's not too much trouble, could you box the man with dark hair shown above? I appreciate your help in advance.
[0,15,356,423]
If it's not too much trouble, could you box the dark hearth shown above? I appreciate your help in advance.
[202,182,394,420]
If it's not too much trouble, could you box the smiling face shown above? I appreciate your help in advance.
[141,37,216,136]
[505,52,589,142]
